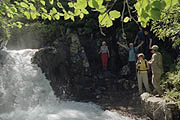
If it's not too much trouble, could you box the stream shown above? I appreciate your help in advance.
[0,49,134,120]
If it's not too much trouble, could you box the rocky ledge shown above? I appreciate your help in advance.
[141,93,180,120]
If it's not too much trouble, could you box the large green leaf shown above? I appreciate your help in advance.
[151,8,161,20]
[98,13,113,27]
[109,10,120,20]
[151,1,161,8]
[88,0,99,8]
[141,8,149,19]
[77,0,87,9]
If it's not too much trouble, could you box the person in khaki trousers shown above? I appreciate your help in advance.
[136,53,150,95]
[148,45,164,96]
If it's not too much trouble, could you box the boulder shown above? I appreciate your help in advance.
[141,93,180,120]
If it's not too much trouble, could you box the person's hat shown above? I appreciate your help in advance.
[150,45,159,51]
[137,53,144,58]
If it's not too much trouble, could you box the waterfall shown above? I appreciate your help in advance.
[0,49,133,120]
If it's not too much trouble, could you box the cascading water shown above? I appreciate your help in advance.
[0,49,134,120]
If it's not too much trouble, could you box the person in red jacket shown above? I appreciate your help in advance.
[99,41,110,70]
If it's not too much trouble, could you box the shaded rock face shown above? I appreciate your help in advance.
[30,28,135,101]
[32,43,71,97]
[140,93,180,120]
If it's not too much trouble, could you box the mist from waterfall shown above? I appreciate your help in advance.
[0,49,134,120]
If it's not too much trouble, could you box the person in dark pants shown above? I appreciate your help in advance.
[117,41,144,80]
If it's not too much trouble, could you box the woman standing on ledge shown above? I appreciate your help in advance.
[99,41,110,70]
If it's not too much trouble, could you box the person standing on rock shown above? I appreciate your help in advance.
[99,41,110,71]
[148,45,164,96]
[136,53,150,95]
[117,41,144,80]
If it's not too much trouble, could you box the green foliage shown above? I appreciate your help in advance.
[162,70,180,108]
[0,0,121,28]
[134,0,179,27]
[0,16,10,40]
[151,5,180,48]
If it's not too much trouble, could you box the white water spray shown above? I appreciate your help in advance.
[0,49,134,120]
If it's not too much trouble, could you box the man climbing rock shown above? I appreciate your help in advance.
[148,45,164,96]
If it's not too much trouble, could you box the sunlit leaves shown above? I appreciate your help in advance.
[74,9,81,16]
[98,10,120,27]
[123,17,130,23]
[12,22,23,28]
[41,7,47,13]
[40,0,46,6]
[109,10,120,20]
[81,8,89,14]
[0,0,121,28]
[80,12,84,19]
[54,13,60,20]
[50,7,57,15]
[49,0,54,5]
[135,0,179,27]
[64,12,70,20]
[57,2,63,8]
[68,2,74,8]
[88,0,103,8]
[150,8,161,20]
[30,3,36,11]
[24,11,31,19]
[10,6,17,13]
[31,12,37,19]
[99,13,112,27]
[20,2,29,8]
[165,0,179,9]
[97,5,106,13]
[77,0,87,9]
